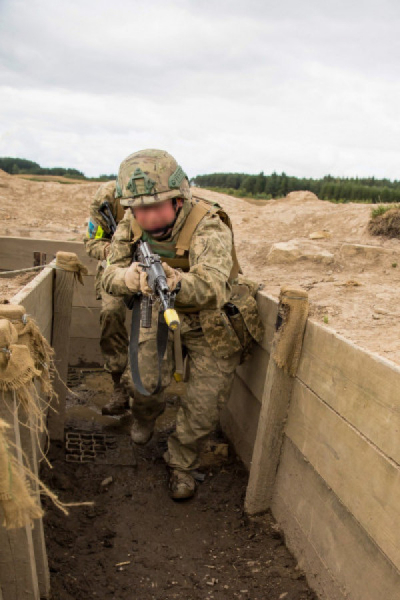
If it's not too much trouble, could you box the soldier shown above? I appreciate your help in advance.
[84,180,130,415]
[102,149,263,500]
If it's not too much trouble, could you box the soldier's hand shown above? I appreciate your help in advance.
[124,262,141,291]
[139,270,152,296]
[162,263,182,292]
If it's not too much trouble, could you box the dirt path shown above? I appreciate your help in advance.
[41,371,316,600]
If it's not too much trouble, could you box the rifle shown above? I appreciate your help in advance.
[98,201,117,236]
[127,240,181,396]
[135,240,180,331]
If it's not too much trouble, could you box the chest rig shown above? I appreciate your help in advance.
[129,198,241,282]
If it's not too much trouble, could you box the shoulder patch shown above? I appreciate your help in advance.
[87,219,106,239]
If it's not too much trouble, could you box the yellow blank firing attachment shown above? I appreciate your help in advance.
[164,308,180,330]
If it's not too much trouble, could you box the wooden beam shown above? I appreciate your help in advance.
[11,266,54,343]
[286,380,400,570]
[48,256,76,440]
[245,288,308,515]
[297,320,400,464]
[220,375,261,470]
[0,237,97,275]
[0,393,40,600]
[272,438,400,600]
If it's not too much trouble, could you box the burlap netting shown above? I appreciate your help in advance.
[0,318,41,391]
[0,415,90,529]
[0,259,92,529]
[0,304,56,418]
[0,417,44,528]
[56,251,88,284]
[0,304,59,528]
[272,286,309,377]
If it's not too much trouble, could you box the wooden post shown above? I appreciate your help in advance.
[48,254,76,440]
[0,393,40,600]
[245,288,308,516]
[27,391,50,599]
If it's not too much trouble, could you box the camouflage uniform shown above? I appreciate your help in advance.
[103,201,251,471]
[102,149,262,499]
[84,181,129,376]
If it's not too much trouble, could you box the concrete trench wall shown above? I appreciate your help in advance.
[2,236,400,600]
[221,291,400,600]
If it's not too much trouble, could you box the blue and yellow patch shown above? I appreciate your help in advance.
[87,220,106,239]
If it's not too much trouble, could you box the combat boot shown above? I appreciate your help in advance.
[168,469,197,501]
[102,382,130,416]
[130,418,157,445]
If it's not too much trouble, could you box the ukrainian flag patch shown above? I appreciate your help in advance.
[87,220,105,239]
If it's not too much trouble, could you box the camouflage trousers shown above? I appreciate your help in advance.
[122,309,241,472]
[100,291,129,375]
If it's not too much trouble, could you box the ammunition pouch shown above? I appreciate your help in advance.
[199,277,264,362]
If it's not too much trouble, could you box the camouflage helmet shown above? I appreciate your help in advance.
[116,149,191,208]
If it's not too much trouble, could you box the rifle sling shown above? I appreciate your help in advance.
[129,294,169,397]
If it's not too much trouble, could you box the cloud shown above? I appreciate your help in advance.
[0,0,400,179]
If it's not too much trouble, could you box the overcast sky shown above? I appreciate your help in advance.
[1,0,400,180]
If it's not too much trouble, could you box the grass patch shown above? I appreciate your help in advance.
[369,204,400,238]
[371,204,399,218]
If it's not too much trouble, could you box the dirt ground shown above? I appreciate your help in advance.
[0,271,37,303]
[41,370,317,600]
[1,169,399,364]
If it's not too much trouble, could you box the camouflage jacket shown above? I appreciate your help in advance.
[103,198,263,359]
[84,180,125,297]
[102,198,233,311]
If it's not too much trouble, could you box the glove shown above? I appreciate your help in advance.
[124,262,141,292]
[162,262,182,292]
[139,270,153,296]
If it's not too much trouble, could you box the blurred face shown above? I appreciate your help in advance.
[132,198,183,237]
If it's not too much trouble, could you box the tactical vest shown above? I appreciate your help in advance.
[129,198,241,282]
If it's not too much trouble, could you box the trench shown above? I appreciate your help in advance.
[40,368,317,600]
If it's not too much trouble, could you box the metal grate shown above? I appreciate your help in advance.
[65,429,136,465]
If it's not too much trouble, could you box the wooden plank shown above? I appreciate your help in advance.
[70,306,132,340]
[49,265,75,440]
[0,526,39,600]
[0,237,97,275]
[245,289,308,515]
[11,266,54,341]
[0,393,40,600]
[220,376,261,469]
[244,357,294,515]
[256,292,278,353]
[235,343,269,404]
[17,393,50,599]
[40,321,52,345]
[297,320,400,465]
[70,306,100,339]
[72,274,101,308]
[272,438,400,600]
[286,380,400,570]
[69,337,103,366]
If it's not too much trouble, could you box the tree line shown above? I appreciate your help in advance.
[192,172,400,203]
[0,157,116,181]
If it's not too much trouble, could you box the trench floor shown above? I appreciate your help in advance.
[41,369,317,600]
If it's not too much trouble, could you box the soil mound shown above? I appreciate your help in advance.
[368,207,400,238]
[1,175,400,365]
